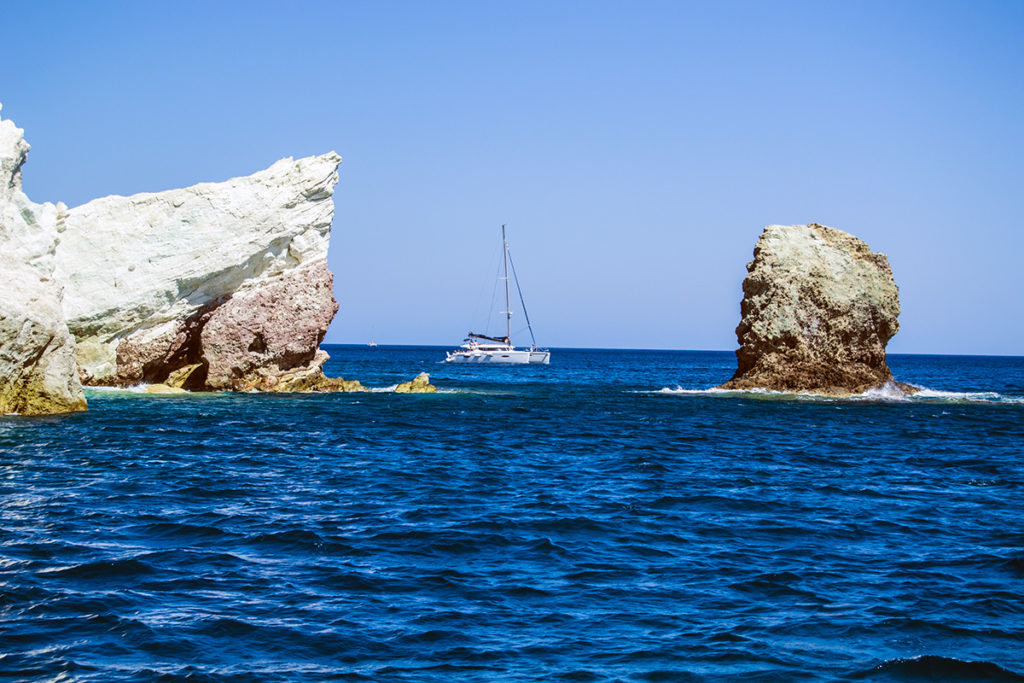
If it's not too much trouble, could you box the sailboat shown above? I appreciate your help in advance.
[445,225,550,364]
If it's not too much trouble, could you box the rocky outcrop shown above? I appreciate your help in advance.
[395,372,437,394]
[718,223,912,396]
[0,106,87,415]
[53,151,348,392]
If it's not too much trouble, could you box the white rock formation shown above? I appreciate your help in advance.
[0,105,87,415]
[53,152,344,388]
[2,104,357,404]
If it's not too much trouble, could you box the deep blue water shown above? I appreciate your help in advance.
[2,346,1023,681]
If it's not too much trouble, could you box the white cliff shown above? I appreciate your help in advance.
[54,152,345,390]
[0,105,87,415]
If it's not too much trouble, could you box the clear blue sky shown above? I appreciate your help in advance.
[4,1,1022,354]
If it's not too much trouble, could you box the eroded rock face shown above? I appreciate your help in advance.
[200,261,338,390]
[0,257,89,415]
[718,223,910,396]
[0,108,86,415]
[53,151,346,391]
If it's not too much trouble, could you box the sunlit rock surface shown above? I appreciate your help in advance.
[53,152,347,391]
[395,372,437,394]
[0,106,87,415]
[718,223,913,397]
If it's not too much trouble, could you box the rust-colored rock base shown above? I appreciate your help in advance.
[97,260,360,394]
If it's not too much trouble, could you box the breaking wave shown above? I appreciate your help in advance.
[652,381,1024,404]
[852,655,1024,681]
[85,384,152,394]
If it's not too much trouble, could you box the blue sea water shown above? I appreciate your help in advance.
[2,346,1023,681]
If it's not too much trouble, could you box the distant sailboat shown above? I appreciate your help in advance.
[445,225,550,364]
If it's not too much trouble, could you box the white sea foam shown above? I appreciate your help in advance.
[857,381,915,401]
[651,386,821,399]
[652,381,1023,404]
[910,388,1021,403]
[84,384,225,396]
[85,383,483,397]
[85,384,151,394]
[369,385,501,395]
[858,382,1023,404]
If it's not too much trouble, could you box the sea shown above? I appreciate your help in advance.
[2,346,1022,682]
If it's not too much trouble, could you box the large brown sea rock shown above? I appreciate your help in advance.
[718,223,912,397]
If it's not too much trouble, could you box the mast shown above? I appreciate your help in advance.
[502,224,511,345]
[507,250,537,348]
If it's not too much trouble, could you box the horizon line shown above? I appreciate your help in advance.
[320,342,1024,359]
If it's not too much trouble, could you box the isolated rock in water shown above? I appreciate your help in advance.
[718,223,911,396]
[395,372,437,394]
[53,151,345,391]
[0,107,86,415]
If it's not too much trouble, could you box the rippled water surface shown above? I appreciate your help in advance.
[2,347,1023,681]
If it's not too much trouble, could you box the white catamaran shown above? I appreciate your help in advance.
[445,225,550,364]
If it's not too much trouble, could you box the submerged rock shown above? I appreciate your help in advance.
[718,223,914,397]
[143,383,188,395]
[53,150,348,392]
[395,372,437,394]
[0,107,86,415]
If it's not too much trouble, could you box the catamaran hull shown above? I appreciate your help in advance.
[445,350,550,364]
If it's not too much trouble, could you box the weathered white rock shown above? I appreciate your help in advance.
[53,152,344,389]
[0,106,86,415]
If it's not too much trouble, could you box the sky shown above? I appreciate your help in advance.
[3,1,1022,354]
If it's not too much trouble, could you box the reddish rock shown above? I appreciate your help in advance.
[199,261,339,390]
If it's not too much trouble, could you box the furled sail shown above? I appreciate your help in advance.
[468,332,510,344]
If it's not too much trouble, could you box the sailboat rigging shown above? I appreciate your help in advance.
[445,225,550,364]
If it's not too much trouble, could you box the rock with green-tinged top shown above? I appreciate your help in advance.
[394,373,437,394]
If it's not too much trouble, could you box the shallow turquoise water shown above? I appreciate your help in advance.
[1,347,1022,681]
